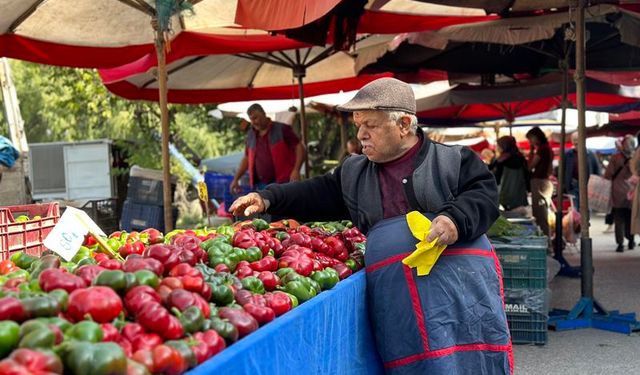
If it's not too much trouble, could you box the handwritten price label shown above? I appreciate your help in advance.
[43,207,106,261]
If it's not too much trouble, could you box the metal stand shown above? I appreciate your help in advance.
[548,1,640,334]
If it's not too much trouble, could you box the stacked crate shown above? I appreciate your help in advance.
[493,236,549,345]
[204,172,251,210]
[121,166,175,232]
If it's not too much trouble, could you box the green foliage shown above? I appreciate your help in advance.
[1,60,245,175]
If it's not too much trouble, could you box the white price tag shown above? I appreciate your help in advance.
[43,206,106,261]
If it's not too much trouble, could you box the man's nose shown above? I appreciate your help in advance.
[357,126,368,140]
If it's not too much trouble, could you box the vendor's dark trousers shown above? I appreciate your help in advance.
[613,207,633,245]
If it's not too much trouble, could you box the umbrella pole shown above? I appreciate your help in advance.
[294,67,309,178]
[548,0,640,334]
[155,34,173,232]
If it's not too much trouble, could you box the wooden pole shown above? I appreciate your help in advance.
[155,33,174,232]
[554,65,569,259]
[294,68,309,178]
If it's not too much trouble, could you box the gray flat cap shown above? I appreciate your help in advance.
[336,77,416,115]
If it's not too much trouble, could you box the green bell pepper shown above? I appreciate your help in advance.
[10,252,38,270]
[174,306,204,334]
[133,270,159,288]
[93,270,127,293]
[64,341,127,375]
[47,289,69,312]
[19,325,55,349]
[240,277,265,295]
[166,339,197,369]
[251,218,270,231]
[215,225,235,242]
[21,295,61,318]
[71,246,93,264]
[310,269,340,290]
[279,279,316,303]
[43,317,72,333]
[275,267,295,279]
[210,284,234,306]
[6,269,30,280]
[76,257,97,267]
[207,242,242,272]
[245,247,263,262]
[67,321,103,342]
[209,317,239,344]
[0,320,20,358]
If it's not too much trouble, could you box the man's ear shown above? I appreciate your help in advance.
[399,116,412,135]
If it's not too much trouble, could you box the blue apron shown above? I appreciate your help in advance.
[365,215,513,374]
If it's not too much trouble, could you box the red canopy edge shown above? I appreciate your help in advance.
[103,73,393,104]
[0,34,153,69]
[235,0,342,31]
[358,10,498,34]
[99,33,310,84]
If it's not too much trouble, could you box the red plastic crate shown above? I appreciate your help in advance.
[0,202,60,260]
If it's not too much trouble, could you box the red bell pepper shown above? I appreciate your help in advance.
[167,289,211,318]
[190,339,211,364]
[168,263,200,278]
[218,307,259,338]
[124,286,161,316]
[249,256,278,272]
[311,237,332,254]
[143,244,180,274]
[243,303,276,325]
[93,252,110,263]
[38,268,87,293]
[331,262,353,280]
[283,232,312,248]
[0,348,63,374]
[137,302,184,340]
[116,337,133,358]
[67,286,123,323]
[131,333,164,352]
[101,323,121,342]
[283,244,314,257]
[141,228,164,245]
[264,291,293,316]
[98,258,123,270]
[180,275,205,294]
[278,250,314,276]
[177,249,197,267]
[313,253,339,268]
[156,277,184,303]
[214,263,230,273]
[234,289,254,306]
[325,236,349,261]
[118,242,145,258]
[74,265,106,285]
[193,330,225,358]
[121,322,146,342]
[133,345,187,375]
[232,230,257,249]
[257,271,280,291]
[200,282,212,301]
[235,265,254,279]
[122,255,164,276]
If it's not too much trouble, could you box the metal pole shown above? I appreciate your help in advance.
[575,0,593,299]
[554,65,569,259]
[294,67,309,178]
[155,32,174,232]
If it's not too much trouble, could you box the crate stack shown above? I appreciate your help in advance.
[493,235,549,345]
[121,166,175,233]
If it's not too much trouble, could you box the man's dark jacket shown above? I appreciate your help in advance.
[259,131,499,240]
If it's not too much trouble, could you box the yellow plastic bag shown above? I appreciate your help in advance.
[402,211,447,276]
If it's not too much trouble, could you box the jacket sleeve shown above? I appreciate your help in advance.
[436,147,500,241]
[257,167,350,223]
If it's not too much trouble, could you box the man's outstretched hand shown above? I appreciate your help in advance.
[229,192,267,217]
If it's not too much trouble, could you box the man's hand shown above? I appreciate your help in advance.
[229,179,241,194]
[425,215,459,246]
[229,192,266,217]
[289,169,301,182]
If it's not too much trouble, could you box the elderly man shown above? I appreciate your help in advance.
[230,103,305,194]
[231,78,512,374]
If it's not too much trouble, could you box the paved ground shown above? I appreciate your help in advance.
[514,214,640,375]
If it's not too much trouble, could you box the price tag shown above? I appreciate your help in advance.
[43,207,106,261]
[197,181,209,202]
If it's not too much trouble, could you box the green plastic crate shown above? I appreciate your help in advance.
[493,236,547,289]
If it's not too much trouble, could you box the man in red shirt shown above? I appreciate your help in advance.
[230,104,305,193]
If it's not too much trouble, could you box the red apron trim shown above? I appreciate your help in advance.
[365,253,411,273]
[402,265,430,352]
[384,343,512,369]
[442,248,494,257]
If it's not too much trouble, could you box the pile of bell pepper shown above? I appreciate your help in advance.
[0,219,366,374]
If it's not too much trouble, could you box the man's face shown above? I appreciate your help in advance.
[353,111,409,163]
[248,110,269,131]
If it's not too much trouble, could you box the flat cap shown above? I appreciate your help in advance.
[337,77,416,115]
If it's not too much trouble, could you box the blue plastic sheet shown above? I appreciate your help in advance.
[188,271,384,375]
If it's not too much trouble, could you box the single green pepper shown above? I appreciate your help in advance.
[0,320,20,358]
[64,341,127,375]
[124,273,138,291]
[19,327,55,349]
[240,277,265,295]
[6,269,30,280]
[60,262,77,273]
[174,306,204,334]
[165,340,197,369]
[10,252,38,270]
[215,225,235,242]
[275,231,289,242]
[93,270,127,293]
[345,259,358,271]
[245,247,263,262]
[275,267,295,279]
[44,317,72,333]
[284,292,299,308]
[209,317,239,344]
[210,284,234,306]
[76,257,97,267]
[251,218,270,231]
[67,321,103,342]
[311,269,339,290]
[47,289,69,312]
[133,270,159,289]
[21,296,61,318]
[71,246,93,264]
[280,280,316,303]
[19,320,47,338]
[281,271,303,284]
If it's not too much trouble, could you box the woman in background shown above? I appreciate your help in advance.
[526,127,553,239]
[494,136,529,212]
[605,135,635,252]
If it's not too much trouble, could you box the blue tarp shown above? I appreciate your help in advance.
[0,136,19,168]
[188,271,384,375]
